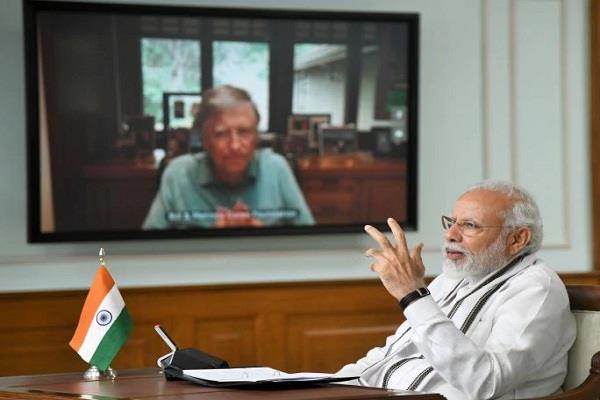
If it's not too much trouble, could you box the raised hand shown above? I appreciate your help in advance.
[364,218,426,301]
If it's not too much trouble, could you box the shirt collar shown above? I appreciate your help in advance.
[196,151,259,187]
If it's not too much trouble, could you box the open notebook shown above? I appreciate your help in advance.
[173,367,358,387]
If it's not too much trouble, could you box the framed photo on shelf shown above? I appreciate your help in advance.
[162,92,202,132]
[318,125,357,155]
[287,114,331,150]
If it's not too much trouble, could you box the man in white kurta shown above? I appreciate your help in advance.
[338,181,576,400]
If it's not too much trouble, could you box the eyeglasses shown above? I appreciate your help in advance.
[441,215,505,237]
[211,128,256,144]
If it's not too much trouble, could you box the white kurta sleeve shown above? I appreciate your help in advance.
[337,322,411,378]
[336,275,446,381]
[403,269,575,399]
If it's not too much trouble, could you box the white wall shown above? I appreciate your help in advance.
[0,0,591,293]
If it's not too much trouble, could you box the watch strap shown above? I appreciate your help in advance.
[398,287,431,310]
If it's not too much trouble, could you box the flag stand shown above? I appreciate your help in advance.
[72,249,132,382]
[81,249,118,381]
[83,365,117,381]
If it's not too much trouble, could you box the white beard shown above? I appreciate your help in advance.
[442,233,509,280]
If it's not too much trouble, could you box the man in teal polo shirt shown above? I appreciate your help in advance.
[143,85,314,229]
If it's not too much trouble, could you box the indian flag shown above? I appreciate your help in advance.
[69,265,133,371]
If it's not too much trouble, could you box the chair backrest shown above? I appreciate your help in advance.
[563,285,600,390]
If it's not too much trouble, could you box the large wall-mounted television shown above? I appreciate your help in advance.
[24,0,419,242]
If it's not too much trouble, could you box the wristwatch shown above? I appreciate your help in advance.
[398,287,431,311]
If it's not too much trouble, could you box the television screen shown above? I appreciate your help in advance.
[24,0,419,242]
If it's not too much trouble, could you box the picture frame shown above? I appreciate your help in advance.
[162,92,202,132]
[318,125,358,155]
[287,114,331,150]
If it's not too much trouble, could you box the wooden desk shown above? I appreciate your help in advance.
[79,162,158,230]
[0,369,445,399]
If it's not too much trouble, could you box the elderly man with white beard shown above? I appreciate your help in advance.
[337,181,576,400]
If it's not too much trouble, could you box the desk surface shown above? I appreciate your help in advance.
[0,369,445,400]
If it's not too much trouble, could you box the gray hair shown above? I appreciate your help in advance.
[465,180,543,254]
[195,85,260,131]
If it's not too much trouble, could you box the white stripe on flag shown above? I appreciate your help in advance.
[78,285,126,362]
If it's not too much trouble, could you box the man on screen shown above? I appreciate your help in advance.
[338,181,575,399]
[143,85,314,229]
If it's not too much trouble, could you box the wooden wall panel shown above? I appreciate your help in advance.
[112,321,164,369]
[0,290,89,375]
[0,275,597,377]
[194,317,259,367]
[0,326,79,375]
[0,280,399,376]
[286,311,401,372]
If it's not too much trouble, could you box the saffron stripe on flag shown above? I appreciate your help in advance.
[69,265,115,351]
[89,308,133,371]
[77,285,125,362]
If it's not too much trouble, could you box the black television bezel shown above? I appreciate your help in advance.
[24,0,419,243]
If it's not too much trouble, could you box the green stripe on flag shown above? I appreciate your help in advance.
[89,307,133,371]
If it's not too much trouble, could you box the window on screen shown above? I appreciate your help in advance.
[213,41,270,132]
[292,44,347,126]
[141,38,201,131]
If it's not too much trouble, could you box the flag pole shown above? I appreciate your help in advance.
[82,248,117,381]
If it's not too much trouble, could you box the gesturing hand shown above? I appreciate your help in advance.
[364,218,426,301]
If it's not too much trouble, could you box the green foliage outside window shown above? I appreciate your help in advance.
[213,41,269,131]
[141,38,201,129]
